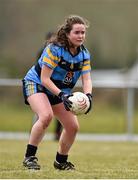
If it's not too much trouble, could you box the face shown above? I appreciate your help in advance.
[67,23,86,48]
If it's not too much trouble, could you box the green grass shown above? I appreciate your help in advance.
[0,140,138,178]
[0,101,138,133]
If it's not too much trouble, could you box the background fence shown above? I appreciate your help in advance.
[0,67,137,140]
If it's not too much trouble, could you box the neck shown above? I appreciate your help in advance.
[69,47,78,55]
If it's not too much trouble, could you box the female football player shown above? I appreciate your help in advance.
[22,15,93,170]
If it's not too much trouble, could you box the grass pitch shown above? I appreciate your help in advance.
[0,139,138,179]
[0,102,132,133]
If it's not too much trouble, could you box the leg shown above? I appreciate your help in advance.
[23,93,53,170]
[27,93,53,146]
[32,113,38,125]
[52,103,79,170]
[53,103,79,155]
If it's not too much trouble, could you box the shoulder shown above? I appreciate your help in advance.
[47,43,62,51]
[44,43,63,56]
[81,45,91,59]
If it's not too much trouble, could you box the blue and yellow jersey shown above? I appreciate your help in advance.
[24,43,91,94]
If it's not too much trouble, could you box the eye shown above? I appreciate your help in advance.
[75,31,80,34]
[74,31,85,35]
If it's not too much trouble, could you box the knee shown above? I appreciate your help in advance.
[74,123,80,133]
[39,112,53,129]
[67,123,79,134]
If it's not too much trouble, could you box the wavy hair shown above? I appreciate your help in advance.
[47,15,89,48]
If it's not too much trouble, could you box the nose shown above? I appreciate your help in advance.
[79,32,85,39]
[79,33,83,37]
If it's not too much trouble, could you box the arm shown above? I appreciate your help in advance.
[41,65,61,96]
[41,44,72,110]
[81,72,93,114]
[81,72,92,94]
[41,65,72,110]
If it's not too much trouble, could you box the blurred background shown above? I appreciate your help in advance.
[0,0,138,139]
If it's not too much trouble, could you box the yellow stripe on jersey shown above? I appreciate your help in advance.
[30,82,34,94]
[84,60,90,65]
[47,48,60,62]
[82,64,91,71]
[31,83,34,94]
[43,57,58,68]
[82,59,91,71]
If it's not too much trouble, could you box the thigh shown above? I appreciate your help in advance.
[28,93,53,115]
[52,103,79,129]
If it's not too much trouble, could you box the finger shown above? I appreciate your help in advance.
[66,99,73,104]
[65,102,72,108]
[65,105,70,111]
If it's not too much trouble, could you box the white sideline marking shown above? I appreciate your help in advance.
[0,132,138,142]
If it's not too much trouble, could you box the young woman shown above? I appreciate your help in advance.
[22,15,93,170]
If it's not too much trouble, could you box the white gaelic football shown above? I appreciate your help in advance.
[68,92,90,115]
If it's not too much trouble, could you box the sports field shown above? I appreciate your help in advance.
[1,101,138,133]
[0,140,138,179]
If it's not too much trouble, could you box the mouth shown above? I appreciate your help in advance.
[77,40,83,43]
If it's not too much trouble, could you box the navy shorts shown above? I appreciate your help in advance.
[22,80,62,105]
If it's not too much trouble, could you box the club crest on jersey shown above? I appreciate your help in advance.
[63,71,74,85]
[70,63,74,70]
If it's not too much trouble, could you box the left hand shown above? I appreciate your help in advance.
[85,93,93,114]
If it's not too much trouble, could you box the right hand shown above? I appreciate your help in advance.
[58,92,73,111]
